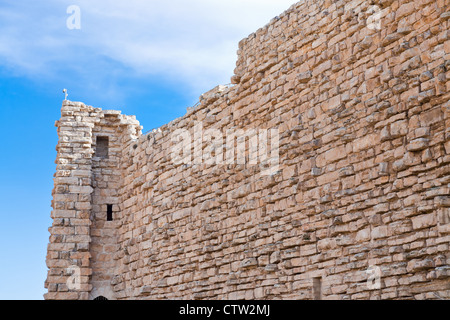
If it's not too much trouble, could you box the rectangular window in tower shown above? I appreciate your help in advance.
[107,204,113,221]
[95,136,109,158]
[313,277,322,300]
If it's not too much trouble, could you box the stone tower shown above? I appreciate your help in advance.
[44,101,141,300]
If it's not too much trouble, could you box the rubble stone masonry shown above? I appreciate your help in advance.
[45,0,450,300]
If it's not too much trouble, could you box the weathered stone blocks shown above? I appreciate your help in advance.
[46,0,450,301]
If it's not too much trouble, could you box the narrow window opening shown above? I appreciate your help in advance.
[107,204,113,221]
[313,277,322,300]
[95,136,109,158]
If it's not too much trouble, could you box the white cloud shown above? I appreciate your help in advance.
[0,0,298,95]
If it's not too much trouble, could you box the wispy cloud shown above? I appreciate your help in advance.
[0,0,297,96]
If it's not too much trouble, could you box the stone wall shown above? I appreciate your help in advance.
[46,0,450,300]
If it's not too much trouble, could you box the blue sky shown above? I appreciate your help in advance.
[0,0,297,299]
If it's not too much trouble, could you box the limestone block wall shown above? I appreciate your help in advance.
[46,0,450,300]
